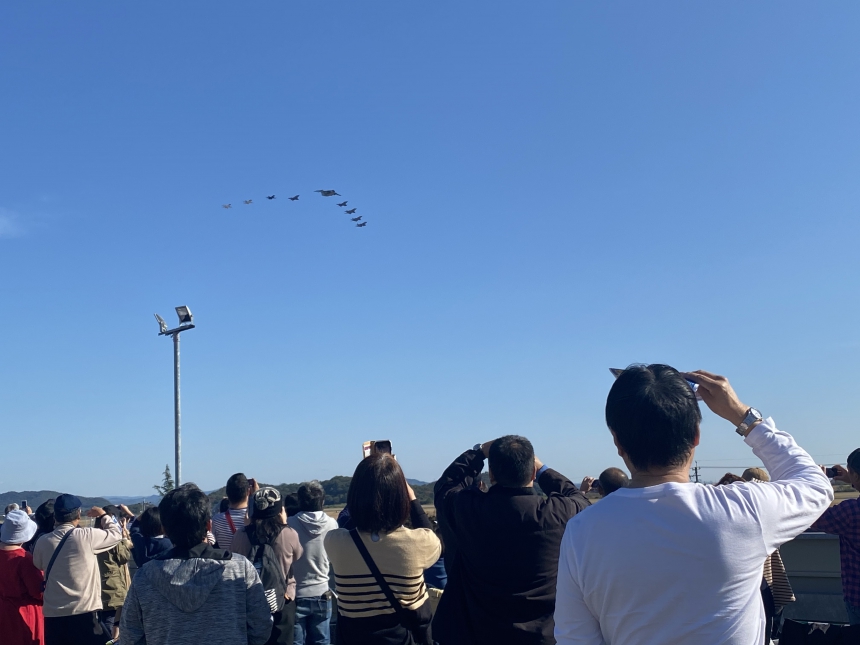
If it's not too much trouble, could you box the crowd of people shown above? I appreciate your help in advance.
[1,365,859,645]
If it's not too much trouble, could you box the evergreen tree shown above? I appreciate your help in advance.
[153,464,175,496]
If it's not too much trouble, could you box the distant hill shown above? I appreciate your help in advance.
[106,495,163,506]
[0,490,112,513]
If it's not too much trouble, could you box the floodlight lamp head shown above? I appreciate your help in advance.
[175,305,193,325]
[154,313,168,334]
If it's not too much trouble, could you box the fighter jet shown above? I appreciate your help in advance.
[345,208,357,215]
[267,195,276,200]
[351,216,362,222]
[289,195,300,201]
[356,222,367,227]
[337,201,348,207]
[222,204,232,209]
[315,189,341,197]
[243,199,253,205]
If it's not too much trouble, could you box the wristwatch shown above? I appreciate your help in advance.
[736,408,763,436]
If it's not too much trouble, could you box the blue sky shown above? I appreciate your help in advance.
[1,2,858,496]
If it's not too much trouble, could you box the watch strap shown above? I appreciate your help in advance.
[736,408,762,436]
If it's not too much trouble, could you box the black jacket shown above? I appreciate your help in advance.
[432,449,590,645]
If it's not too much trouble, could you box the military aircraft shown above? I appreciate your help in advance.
[243,199,253,205]
[337,201,348,207]
[266,195,276,200]
[222,204,232,209]
[289,195,300,201]
[356,222,367,227]
[345,208,357,215]
[351,216,362,222]
[315,189,341,197]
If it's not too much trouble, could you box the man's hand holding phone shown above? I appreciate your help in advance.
[580,476,595,494]
[683,371,752,428]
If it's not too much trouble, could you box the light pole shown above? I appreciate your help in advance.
[154,306,195,487]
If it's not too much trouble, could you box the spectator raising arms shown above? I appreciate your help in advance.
[0,510,45,645]
[32,494,123,645]
[810,449,860,626]
[120,483,273,645]
[212,473,253,552]
[433,435,590,645]
[325,453,441,645]
[553,365,834,645]
[232,487,304,645]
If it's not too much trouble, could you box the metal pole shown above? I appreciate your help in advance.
[173,332,181,488]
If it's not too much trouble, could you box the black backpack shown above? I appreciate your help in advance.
[246,525,288,614]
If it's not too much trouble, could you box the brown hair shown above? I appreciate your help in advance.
[742,467,769,482]
[347,453,410,533]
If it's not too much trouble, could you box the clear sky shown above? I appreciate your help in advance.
[1,2,858,497]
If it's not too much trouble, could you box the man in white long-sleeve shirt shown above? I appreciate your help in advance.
[554,365,833,645]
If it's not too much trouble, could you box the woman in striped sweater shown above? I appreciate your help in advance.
[325,453,441,645]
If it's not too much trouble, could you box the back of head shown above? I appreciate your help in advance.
[847,449,860,475]
[283,494,300,517]
[138,506,164,538]
[347,453,409,534]
[225,473,250,505]
[159,485,211,550]
[34,499,56,533]
[742,467,769,482]
[489,435,535,488]
[5,503,19,514]
[103,504,121,519]
[598,467,629,495]
[218,497,230,514]
[250,487,285,544]
[298,481,325,512]
[605,364,702,471]
[54,494,83,525]
[716,472,744,486]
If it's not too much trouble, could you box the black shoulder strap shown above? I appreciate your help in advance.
[43,527,77,591]
[349,529,408,621]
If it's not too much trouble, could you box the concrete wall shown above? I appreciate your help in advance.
[779,532,847,624]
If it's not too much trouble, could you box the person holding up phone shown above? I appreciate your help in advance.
[810,450,860,625]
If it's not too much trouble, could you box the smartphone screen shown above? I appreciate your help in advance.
[374,440,392,455]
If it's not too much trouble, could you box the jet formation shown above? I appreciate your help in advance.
[221,188,368,229]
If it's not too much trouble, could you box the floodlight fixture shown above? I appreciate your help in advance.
[154,313,168,334]
[175,306,193,325]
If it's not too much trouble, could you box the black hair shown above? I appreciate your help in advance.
[598,468,629,495]
[55,508,81,524]
[219,497,230,514]
[847,449,860,474]
[138,506,164,538]
[347,453,410,533]
[284,494,300,517]
[298,482,325,512]
[159,484,211,550]
[103,504,120,518]
[225,473,250,504]
[606,364,702,471]
[489,435,535,488]
[34,499,55,533]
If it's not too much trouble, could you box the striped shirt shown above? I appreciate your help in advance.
[324,526,441,618]
[211,508,248,553]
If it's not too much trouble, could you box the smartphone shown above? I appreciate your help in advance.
[609,368,703,401]
[248,478,257,490]
[826,467,837,479]
[21,499,27,510]
[362,440,393,458]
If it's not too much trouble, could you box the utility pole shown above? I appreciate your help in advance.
[154,306,195,488]
[692,461,701,483]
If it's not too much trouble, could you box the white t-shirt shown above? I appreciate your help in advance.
[554,418,833,645]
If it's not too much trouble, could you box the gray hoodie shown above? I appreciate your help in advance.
[119,543,273,645]
[288,511,338,598]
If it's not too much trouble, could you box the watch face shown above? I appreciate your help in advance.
[749,408,762,420]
